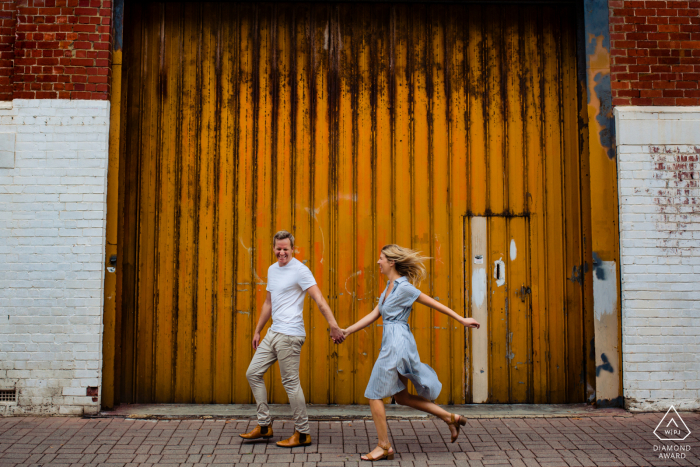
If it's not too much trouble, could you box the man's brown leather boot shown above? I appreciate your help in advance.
[276,430,312,447]
[239,424,273,440]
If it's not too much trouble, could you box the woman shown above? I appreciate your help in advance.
[341,244,481,462]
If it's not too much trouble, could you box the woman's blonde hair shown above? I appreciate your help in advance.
[381,244,430,285]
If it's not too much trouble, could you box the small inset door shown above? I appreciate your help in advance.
[466,216,532,403]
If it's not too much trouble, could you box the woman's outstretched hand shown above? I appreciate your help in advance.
[461,317,480,329]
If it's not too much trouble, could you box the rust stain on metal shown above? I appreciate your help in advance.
[115,2,589,406]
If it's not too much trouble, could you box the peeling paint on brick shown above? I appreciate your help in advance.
[615,107,700,412]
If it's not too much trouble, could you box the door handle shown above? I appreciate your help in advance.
[519,285,531,303]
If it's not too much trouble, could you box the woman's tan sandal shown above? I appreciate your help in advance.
[362,444,394,461]
[447,413,467,443]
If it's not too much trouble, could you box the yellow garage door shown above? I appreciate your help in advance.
[115,2,588,405]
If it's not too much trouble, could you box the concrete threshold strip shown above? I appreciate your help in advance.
[97,403,631,421]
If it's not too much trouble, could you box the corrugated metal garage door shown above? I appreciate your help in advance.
[116,2,587,404]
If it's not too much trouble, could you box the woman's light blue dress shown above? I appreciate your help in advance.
[364,276,442,400]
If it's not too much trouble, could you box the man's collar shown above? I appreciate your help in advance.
[278,257,296,267]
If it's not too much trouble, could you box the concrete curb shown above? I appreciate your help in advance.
[96,403,634,420]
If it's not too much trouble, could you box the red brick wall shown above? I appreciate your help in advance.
[0,0,16,100]
[609,1,700,106]
[0,0,112,100]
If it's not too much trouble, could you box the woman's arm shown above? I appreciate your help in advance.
[415,293,480,328]
[343,306,382,336]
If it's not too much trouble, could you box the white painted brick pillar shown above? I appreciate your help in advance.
[0,99,110,416]
[615,106,700,412]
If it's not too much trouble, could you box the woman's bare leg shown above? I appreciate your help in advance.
[361,399,394,460]
[393,375,462,438]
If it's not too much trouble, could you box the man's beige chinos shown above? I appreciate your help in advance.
[246,330,309,434]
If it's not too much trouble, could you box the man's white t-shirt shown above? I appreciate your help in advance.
[266,258,317,337]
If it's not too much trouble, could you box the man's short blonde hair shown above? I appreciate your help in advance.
[273,230,295,249]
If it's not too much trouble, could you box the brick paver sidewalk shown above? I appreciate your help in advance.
[0,413,698,466]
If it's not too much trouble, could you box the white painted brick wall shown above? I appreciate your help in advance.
[615,106,700,412]
[0,99,109,416]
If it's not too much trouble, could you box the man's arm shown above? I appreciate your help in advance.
[306,285,345,343]
[252,292,272,350]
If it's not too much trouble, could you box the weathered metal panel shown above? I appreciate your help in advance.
[116,2,587,404]
[582,0,623,408]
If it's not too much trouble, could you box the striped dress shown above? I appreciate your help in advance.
[364,276,442,401]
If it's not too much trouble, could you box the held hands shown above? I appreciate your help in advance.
[331,327,351,344]
[461,317,481,329]
[330,326,346,344]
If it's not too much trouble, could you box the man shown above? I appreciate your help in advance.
[240,230,344,447]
